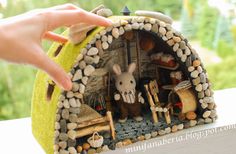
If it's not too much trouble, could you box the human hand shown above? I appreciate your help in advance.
[0,4,112,91]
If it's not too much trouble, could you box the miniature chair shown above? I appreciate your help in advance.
[75,104,116,140]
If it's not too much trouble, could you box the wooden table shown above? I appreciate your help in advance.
[0,88,236,154]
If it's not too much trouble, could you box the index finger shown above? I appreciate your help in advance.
[44,10,112,31]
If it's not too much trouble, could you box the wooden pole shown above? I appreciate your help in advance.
[144,84,158,123]
[107,111,116,140]
[135,31,141,80]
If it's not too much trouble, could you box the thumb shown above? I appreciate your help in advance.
[32,46,72,91]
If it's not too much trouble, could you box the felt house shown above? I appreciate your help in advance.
[31,5,217,154]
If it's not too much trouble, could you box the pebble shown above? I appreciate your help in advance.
[177,49,183,57]
[205,118,213,123]
[97,8,113,17]
[123,139,132,146]
[208,103,215,110]
[69,108,80,114]
[145,133,152,140]
[159,27,166,35]
[72,82,79,92]
[197,118,205,125]
[107,35,113,44]
[151,24,159,33]
[185,48,191,55]
[202,83,209,90]
[210,110,217,118]
[88,149,96,154]
[59,141,67,149]
[173,43,179,52]
[173,36,181,43]
[151,131,158,137]
[179,41,186,49]
[96,147,103,153]
[200,73,206,83]
[68,130,76,140]
[165,127,171,134]
[197,66,203,73]
[102,41,109,50]
[193,60,201,67]
[68,139,76,147]
[203,97,214,104]
[69,98,77,108]
[82,143,91,150]
[67,123,77,130]
[167,39,175,46]
[69,114,78,123]
[120,19,128,26]
[181,55,187,62]
[171,125,178,133]
[55,122,60,130]
[59,133,68,141]
[79,61,86,69]
[190,120,197,127]
[188,66,195,72]
[59,150,69,154]
[137,135,145,141]
[166,31,173,39]
[144,23,152,31]
[131,22,140,29]
[72,70,82,81]
[87,47,98,56]
[60,119,67,133]
[158,129,166,135]
[119,27,125,35]
[186,111,197,120]
[205,89,211,97]
[82,76,88,85]
[203,110,211,118]
[63,99,70,109]
[81,48,88,55]
[195,84,203,92]
[84,65,95,76]
[77,146,83,153]
[99,30,106,36]
[191,70,199,78]
[56,114,61,122]
[62,109,69,120]
[112,28,119,39]
[112,20,121,27]
[93,55,100,64]
[79,83,85,94]
[68,147,77,154]
[201,102,208,109]
[177,123,184,130]
[66,91,74,98]
[124,24,132,31]
[192,77,201,85]
[84,56,94,64]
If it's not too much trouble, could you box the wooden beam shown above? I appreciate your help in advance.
[77,117,108,129]
[144,84,158,123]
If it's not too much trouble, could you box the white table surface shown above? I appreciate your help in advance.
[1,88,236,154]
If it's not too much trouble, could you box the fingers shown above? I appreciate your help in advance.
[32,46,72,91]
[44,31,68,43]
[44,9,112,30]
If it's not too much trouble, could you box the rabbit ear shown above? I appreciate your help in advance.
[113,64,122,75]
[127,62,136,73]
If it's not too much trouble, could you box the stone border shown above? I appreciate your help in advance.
[53,16,217,154]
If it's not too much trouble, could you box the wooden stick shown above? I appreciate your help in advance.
[164,111,171,124]
[107,111,116,140]
[144,84,158,123]
[135,31,141,80]
[149,80,162,118]
[76,124,110,138]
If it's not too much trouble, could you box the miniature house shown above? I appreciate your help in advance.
[31,5,217,154]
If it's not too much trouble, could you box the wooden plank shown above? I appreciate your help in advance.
[77,117,108,129]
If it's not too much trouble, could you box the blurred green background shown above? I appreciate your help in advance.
[0,0,236,120]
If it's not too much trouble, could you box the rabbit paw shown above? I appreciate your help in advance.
[114,94,121,101]
[138,92,145,104]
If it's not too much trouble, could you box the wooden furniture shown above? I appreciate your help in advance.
[75,104,115,140]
